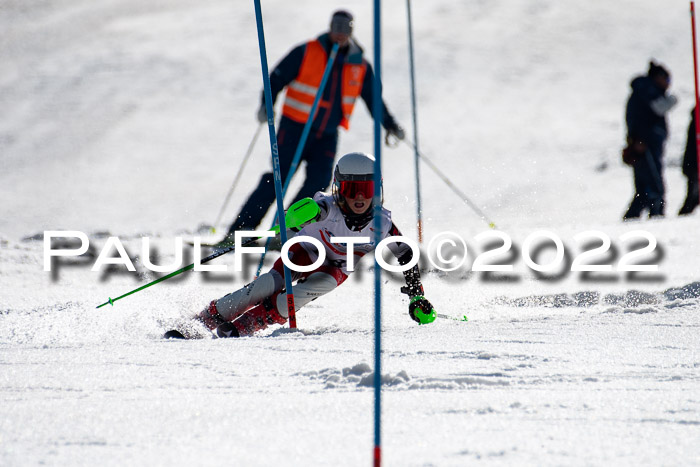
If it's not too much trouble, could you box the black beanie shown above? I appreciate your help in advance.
[330,10,354,35]
[648,61,670,79]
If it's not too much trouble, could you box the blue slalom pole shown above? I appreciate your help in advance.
[253,0,297,328]
[255,42,339,277]
[282,42,339,195]
[406,0,424,243]
[372,1,383,465]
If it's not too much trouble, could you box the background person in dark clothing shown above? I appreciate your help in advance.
[623,61,677,220]
[222,10,404,244]
[679,108,699,215]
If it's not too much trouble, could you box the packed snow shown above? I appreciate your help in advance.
[1,0,699,465]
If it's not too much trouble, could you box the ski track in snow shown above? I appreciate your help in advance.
[3,0,700,465]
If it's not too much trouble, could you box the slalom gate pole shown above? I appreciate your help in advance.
[95,235,268,309]
[253,0,297,328]
[406,0,424,243]
[254,42,340,277]
[281,42,339,195]
[403,138,497,229]
[372,1,383,465]
[691,2,700,202]
[211,123,264,233]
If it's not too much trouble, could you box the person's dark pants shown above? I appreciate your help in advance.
[679,176,699,215]
[624,139,666,220]
[227,117,338,236]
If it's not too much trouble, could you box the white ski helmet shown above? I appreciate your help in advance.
[334,152,375,182]
[332,152,382,215]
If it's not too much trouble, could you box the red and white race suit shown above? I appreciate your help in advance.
[215,192,413,320]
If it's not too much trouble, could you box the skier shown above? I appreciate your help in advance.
[220,10,405,246]
[623,61,678,220]
[195,152,435,338]
[679,107,699,216]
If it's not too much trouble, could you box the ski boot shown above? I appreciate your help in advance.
[215,296,286,338]
[196,300,227,330]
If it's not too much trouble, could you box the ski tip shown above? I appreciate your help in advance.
[164,330,187,339]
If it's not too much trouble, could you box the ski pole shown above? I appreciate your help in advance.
[253,0,297,328]
[403,138,497,229]
[406,0,424,243]
[211,123,264,233]
[255,42,339,277]
[95,197,319,309]
[436,313,468,322]
[95,232,274,309]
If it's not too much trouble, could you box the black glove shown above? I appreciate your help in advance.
[408,295,436,325]
[257,105,270,124]
[385,122,405,145]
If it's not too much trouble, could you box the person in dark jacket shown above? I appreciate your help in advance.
[222,10,404,244]
[623,61,678,220]
[679,108,699,215]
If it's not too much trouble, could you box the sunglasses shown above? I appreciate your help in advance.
[338,180,374,199]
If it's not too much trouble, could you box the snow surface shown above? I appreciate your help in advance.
[2,0,700,465]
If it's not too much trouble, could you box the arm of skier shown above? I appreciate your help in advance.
[274,197,326,241]
[276,195,331,240]
[387,223,436,324]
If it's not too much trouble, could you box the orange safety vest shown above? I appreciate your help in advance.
[282,40,367,130]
